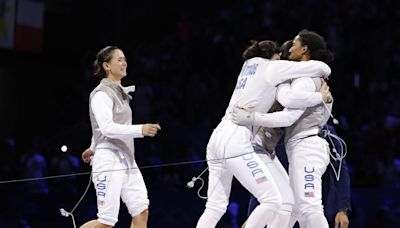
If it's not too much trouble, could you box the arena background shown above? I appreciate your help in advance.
[0,0,399,227]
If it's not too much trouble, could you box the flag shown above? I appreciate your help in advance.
[305,192,315,197]
[255,176,267,184]
[0,0,16,49]
[15,0,44,53]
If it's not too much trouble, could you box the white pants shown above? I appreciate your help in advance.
[91,149,149,226]
[197,121,282,228]
[286,136,330,228]
[257,153,294,228]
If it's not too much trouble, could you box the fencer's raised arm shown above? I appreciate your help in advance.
[91,91,143,139]
[266,60,331,86]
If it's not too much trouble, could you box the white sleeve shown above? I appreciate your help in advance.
[91,91,144,139]
[321,99,333,125]
[277,82,322,109]
[266,60,331,86]
[254,108,304,128]
[253,77,316,128]
[89,136,95,151]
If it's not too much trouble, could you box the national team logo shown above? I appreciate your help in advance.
[255,176,267,184]
[305,192,315,197]
[242,154,267,184]
[96,175,108,198]
[304,166,315,197]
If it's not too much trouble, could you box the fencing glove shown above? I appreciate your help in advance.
[232,107,255,126]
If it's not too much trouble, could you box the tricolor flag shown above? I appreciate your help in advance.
[15,0,44,53]
[255,176,267,184]
[305,192,315,197]
[0,0,16,49]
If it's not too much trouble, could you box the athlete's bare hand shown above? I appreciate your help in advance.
[320,79,332,103]
[142,123,161,137]
[82,148,94,163]
[334,211,349,228]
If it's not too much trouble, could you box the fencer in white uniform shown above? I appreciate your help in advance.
[232,30,335,228]
[243,84,330,228]
[196,40,331,228]
[81,46,160,228]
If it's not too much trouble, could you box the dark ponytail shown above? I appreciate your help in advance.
[242,40,280,61]
[93,46,120,78]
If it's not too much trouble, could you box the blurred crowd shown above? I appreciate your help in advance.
[1,0,400,227]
